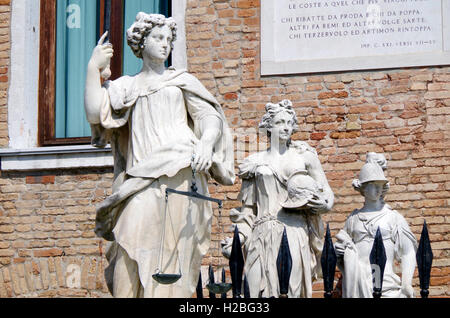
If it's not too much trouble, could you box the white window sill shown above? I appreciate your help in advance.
[0,145,113,171]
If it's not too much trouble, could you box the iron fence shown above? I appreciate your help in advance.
[196,220,433,299]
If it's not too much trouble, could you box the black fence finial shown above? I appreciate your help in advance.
[417,220,433,298]
[229,226,244,298]
[196,270,203,298]
[276,227,292,298]
[321,223,337,298]
[369,227,387,299]
[208,265,216,299]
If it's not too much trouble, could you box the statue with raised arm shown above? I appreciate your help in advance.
[222,100,335,298]
[334,153,417,298]
[84,13,235,298]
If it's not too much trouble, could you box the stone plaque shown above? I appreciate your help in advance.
[261,0,450,75]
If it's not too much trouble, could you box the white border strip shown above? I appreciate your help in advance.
[8,0,40,149]
[260,0,275,68]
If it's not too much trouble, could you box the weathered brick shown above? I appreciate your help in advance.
[33,249,64,258]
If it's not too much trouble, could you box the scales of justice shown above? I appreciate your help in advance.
[152,159,233,295]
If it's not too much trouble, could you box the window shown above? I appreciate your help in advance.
[39,0,170,146]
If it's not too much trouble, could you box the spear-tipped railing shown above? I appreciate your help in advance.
[243,275,250,298]
[229,226,245,298]
[276,227,292,298]
[196,270,203,298]
[208,265,216,299]
[321,223,337,298]
[417,220,433,298]
[369,227,387,298]
[198,218,435,299]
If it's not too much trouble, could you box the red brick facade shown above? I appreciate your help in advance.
[0,0,448,297]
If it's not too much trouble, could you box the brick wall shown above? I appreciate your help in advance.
[0,0,448,298]
[0,169,113,297]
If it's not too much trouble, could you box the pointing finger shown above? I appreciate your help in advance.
[98,31,108,45]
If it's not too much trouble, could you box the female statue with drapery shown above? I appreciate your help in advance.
[84,13,235,298]
[222,100,335,298]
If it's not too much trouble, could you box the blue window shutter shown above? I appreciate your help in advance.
[55,0,99,138]
[122,0,170,76]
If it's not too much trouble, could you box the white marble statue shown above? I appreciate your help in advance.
[84,13,235,298]
[334,153,417,298]
[222,100,335,298]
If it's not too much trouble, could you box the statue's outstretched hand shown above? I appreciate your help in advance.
[89,32,113,79]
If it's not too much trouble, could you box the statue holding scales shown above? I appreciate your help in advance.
[84,13,235,298]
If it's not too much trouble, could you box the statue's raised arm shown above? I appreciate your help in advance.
[84,31,113,124]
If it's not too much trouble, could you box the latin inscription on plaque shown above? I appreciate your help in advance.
[261,0,450,75]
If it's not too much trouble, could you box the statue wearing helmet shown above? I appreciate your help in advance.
[334,153,418,298]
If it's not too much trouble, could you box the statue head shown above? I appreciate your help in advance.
[259,99,299,146]
[353,152,390,200]
[126,13,177,60]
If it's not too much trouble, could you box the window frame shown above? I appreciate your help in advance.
[38,0,124,146]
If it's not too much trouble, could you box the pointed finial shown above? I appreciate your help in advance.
[196,270,203,298]
[229,226,244,298]
[277,227,292,298]
[321,223,337,298]
[369,227,387,298]
[417,220,433,298]
[208,265,216,298]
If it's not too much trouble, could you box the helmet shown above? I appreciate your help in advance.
[281,171,321,209]
[357,162,388,184]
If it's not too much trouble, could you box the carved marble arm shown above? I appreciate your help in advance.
[192,115,222,172]
[199,115,222,148]
[84,32,113,124]
[183,90,223,172]
[399,232,417,297]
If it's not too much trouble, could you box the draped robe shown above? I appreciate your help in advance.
[230,142,326,298]
[90,68,235,297]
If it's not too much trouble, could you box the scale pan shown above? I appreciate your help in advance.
[152,273,182,285]
[206,282,232,294]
